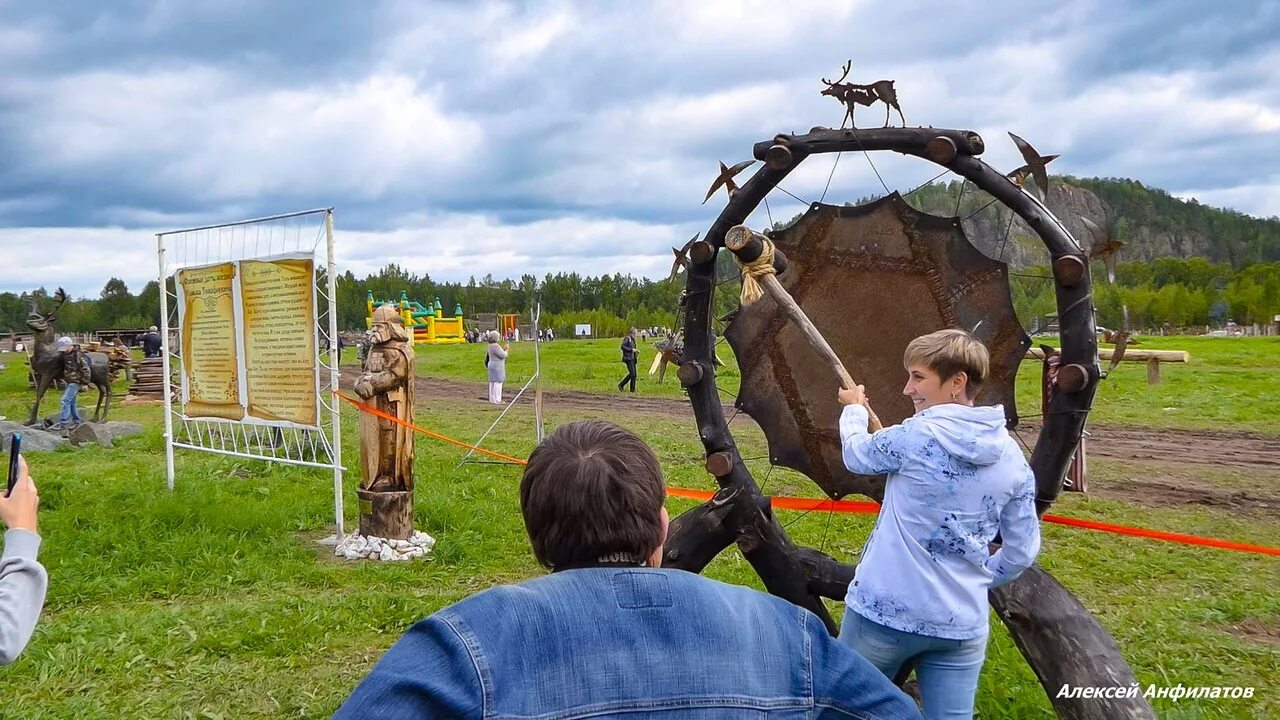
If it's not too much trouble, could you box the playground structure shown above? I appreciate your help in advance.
[472,312,532,341]
[497,313,518,339]
[366,291,466,345]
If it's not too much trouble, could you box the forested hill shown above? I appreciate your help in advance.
[898,177,1280,269]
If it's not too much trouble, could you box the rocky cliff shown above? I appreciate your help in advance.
[906,177,1277,269]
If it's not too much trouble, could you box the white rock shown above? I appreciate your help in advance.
[379,545,394,561]
[343,548,361,560]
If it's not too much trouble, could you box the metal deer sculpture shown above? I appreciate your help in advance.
[24,288,114,425]
[820,60,905,128]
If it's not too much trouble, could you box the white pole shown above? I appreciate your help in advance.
[157,233,177,491]
[325,210,345,539]
[458,374,538,466]
[533,301,544,444]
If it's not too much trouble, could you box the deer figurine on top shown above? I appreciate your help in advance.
[820,60,905,128]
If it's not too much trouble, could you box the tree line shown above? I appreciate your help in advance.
[1014,258,1280,329]
[0,279,164,336]
[4,256,1275,339]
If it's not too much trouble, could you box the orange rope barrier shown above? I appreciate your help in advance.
[334,392,528,466]
[335,392,1280,558]
[1039,513,1280,557]
[666,487,882,514]
[667,488,1280,557]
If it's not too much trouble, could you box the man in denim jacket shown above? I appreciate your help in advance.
[336,420,920,719]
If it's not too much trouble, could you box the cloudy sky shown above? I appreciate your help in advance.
[2,0,1277,298]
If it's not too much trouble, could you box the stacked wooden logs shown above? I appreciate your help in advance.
[130,357,166,396]
[97,345,133,384]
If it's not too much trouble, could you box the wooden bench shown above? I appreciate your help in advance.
[1027,347,1190,384]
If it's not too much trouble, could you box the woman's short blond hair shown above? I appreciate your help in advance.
[903,329,989,399]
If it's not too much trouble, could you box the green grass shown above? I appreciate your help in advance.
[399,334,1280,436]
[0,348,1277,718]
[1014,335,1280,436]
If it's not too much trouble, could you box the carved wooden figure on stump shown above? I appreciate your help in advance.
[354,303,416,539]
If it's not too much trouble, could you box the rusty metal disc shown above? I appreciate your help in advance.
[725,193,1031,500]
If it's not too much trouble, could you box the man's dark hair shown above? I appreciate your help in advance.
[520,420,665,569]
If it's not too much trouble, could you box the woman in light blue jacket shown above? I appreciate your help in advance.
[836,328,1041,720]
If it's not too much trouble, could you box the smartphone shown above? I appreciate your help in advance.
[5,434,19,498]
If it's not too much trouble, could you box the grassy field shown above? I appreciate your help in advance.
[0,341,1277,718]
[412,334,1280,435]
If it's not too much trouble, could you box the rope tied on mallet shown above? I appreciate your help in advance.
[733,230,777,306]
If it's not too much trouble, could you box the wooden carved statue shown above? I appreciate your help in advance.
[354,303,416,539]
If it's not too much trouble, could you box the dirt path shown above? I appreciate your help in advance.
[1087,479,1280,518]
[344,369,1280,475]
[1015,425,1280,473]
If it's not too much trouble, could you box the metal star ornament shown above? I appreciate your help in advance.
[702,160,756,204]
[668,233,700,283]
[1080,217,1124,283]
[1007,132,1055,200]
[1007,154,1059,190]
[1080,216,1133,372]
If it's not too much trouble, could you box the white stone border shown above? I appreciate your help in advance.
[331,531,436,562]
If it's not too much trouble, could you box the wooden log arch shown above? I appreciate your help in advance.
[663,127,1154,719]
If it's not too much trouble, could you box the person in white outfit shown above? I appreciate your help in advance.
[835,328,1041,720]
[486,331,510,405]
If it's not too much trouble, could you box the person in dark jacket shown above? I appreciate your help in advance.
[141,326,163,358]
[618,327,639,393]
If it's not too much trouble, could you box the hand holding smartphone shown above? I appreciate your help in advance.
[5,434,20,498]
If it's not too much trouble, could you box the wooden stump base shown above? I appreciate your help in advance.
[356,489,414,540]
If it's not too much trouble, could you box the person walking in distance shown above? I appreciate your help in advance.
[618,327,639,393]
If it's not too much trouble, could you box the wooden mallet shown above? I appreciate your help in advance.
[724,224,883,431]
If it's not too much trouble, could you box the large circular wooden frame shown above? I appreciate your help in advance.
[663,128,1153,719]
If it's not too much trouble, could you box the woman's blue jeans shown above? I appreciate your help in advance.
[839,607,987,720]
[59,383,82,425]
